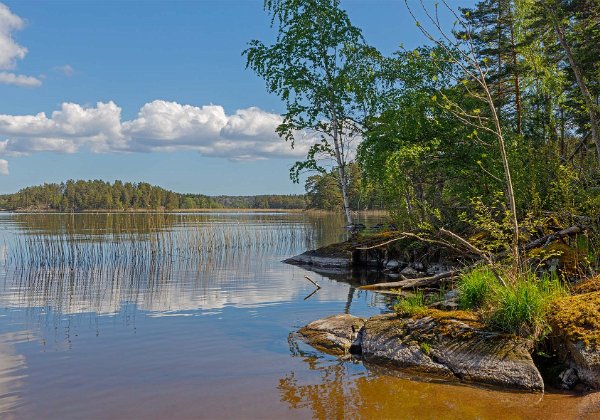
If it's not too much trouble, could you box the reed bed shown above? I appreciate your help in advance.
[0,216,319,315]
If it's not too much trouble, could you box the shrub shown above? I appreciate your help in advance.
[457,266,497,309]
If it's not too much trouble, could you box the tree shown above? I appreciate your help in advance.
[244,0,382,225]
[537,0,600,166]
[405,0,521,273]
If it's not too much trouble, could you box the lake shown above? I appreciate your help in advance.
[0,212,597,419]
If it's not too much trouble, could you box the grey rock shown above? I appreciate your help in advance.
[284,251,352,268]
[445,289,459,300]
[360,313,544,391]
[564,341,600,389]
[385,259,400,270]
[559,367,580,390]
[298,314,366,356]
[410,262,425,271]
[400,267,420,277]
[428,299,459,310]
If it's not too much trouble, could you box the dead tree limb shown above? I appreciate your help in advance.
[439,228,506,287]
[523,226,582,251]
[359,271,458,290]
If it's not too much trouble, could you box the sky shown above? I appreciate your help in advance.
[0,0,473,195]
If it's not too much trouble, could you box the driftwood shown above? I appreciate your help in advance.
[359,270,458,290]
[523,226,582,250]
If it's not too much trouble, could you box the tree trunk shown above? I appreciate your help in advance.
[330,110,353,225]
[552,15,600,166]
[337,162,353,225]
[486,90,520,271]
[510,20,522,135]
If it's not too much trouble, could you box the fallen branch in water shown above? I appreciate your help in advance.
[304,275,321,289]
[359,270,458,290]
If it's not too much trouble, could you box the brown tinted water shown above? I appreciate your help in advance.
[0,212,597,419]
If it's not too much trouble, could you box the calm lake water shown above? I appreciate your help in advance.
[0,212,597,419]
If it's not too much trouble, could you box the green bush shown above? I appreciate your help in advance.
[457,266,497,309]
[487,274,565,337]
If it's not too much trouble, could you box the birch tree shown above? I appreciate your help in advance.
[244,0,381,224]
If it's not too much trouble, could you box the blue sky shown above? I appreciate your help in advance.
[0,0,473,195]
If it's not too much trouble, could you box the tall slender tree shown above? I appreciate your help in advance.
[244,0,381,224]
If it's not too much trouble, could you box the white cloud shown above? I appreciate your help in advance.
[0,71,41,87]
[0,100,318,161]
[0,159,7,175]
[0,3,41,87]
[53,64,74,76]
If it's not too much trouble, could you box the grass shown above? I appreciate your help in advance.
[457,266,496,310]
[437,265,568,338]
[486,273,566,337]
[394,291,427,316]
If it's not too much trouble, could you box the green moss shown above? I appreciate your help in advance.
[549,291,600,349]
[573,275,600,294]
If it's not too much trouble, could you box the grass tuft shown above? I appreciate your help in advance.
[394,291,427,316]
[457,266,496,310]
[486,273,566,337]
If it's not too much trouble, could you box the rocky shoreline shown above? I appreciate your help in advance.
[287,238,600,393]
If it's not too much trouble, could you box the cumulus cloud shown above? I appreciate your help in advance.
[0,100,317,161]
[0,159,7,175]
[0,3,41,87]
[0,71,41,87]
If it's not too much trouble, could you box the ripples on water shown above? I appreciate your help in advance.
[0,212,597,419]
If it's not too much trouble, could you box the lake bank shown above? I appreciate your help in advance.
[288,232,600,394]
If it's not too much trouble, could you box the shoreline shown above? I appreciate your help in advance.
[0,208,388,215]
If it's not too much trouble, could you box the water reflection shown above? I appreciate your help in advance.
[0,332,28,416]
[279,349,600,420]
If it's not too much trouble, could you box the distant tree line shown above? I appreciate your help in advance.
[0,180,307,211]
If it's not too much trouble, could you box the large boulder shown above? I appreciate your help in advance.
[299,310,544,391]
[298,314,366,356]
[360,312,544,391]
[549,289,600,390]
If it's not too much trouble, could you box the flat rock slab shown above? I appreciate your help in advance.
[299,311,544,392]
[298,314,365,356]
[284,250,352,268]
[361,312,544,391]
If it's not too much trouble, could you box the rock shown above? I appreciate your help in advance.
[428,299,459,311]
[410,262,424,271]
[549,290,600,390]
[385,259,401,270]
[284,249,352,269]
[360,312,544,391]
[559,367,580,390]
[445,289,459,300]
[298,314,366,356]
[400,267,420,277]
[426,264,447,275]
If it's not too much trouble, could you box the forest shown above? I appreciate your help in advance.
[244,0,600,350]
[245,0,600,231]
[0,180,307,211]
